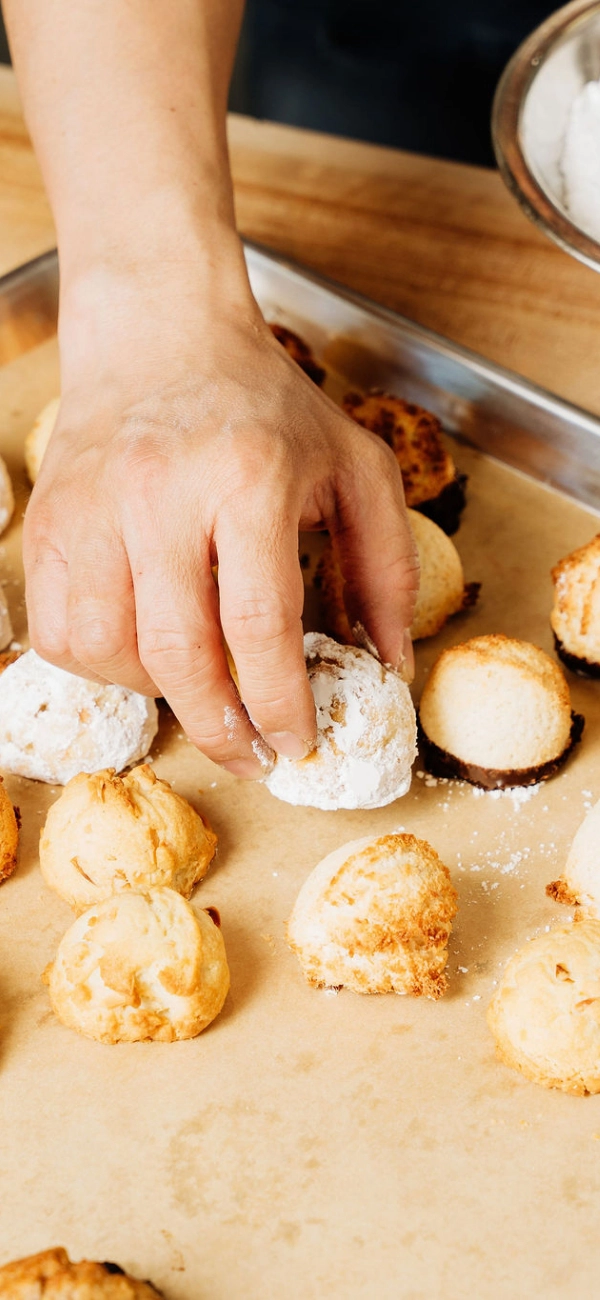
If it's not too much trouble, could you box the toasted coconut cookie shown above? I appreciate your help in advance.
[419,634,583,790]
[269,323,326,385]
[0,776,19,885]
[550,534,600,676]
[287,832,457,998]
[45,887,229,1043]
[24,394,60,484]
[547,796,600,914]
[40,764,217,911]
[315,509,478,645]
[264,633,417,810]
[0,454,14,537]
[0,1246,163,1296]
[0,650,158,784]
[342,389,465,533]
[487,920,600,1095]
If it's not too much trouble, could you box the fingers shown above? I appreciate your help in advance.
[24,501,158,694]
[126,522,273,777]
[217,507,316,758]
[329,438,419,677]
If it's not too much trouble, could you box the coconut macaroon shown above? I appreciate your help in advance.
[342,389,466,534]
[487,920,600,1095]
[40,764,217,912]
[418,634,583,790]
[315,509,479,645]
[264,633,417,810]
[287,832,457,998]
[44,887,229,1043]
[0,454,14,535]
[550,534,600,676]
[23,394,60,484]
[0,649,158,784]
[0,1247,163,1297]
[547,796,600,914]
[0,776,19,885]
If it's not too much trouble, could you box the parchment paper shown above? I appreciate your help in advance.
[1,338,600,1299]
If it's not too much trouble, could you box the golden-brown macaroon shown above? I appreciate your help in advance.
[315,509,479,644]
[23,395,60,484]
[547,795,600,914]
[418,634,583,789]
[39,763,217,912]
[269,323,326,385]
[342,389,466,533]
[550,534,600,676]
[0,1247,163,1296]
[0,775,19,885]
[487,919,600,1095]
[44,887,229,1044]
[286,832,457,998]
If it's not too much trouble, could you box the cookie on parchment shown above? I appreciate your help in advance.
[44,887,229,1044]
[40,764,217,912]
[0,1246,163,1296]
[286,832,457,999]
[23,395,60,484]
[487,920,600,1095]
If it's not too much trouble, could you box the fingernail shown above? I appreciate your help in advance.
[396,630,415,684]
[264,730,312,759]
[222,757,267,780]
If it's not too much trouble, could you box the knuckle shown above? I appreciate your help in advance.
[29,625,69,666]
[224,596,296,650]
[69,616,127,667]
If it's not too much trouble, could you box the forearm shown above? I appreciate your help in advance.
[4,0,246,282]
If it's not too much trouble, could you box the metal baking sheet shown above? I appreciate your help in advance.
[2,245,600,1299]
[2,242,600,510]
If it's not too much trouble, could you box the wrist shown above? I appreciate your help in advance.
[57,210,257,390]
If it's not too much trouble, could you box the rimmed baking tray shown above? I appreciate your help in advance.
[2,242,600,508]
[2,244,600,1299]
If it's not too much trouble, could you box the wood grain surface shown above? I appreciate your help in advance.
[2,64,600,414]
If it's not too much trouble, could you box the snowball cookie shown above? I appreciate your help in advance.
[264,633,417,810]
[547,796,600,914]
[550,534,600,677]
[0,649,158,784]
[44,887,229,1043]
[287,832,457,998]
[0,454,14,536]
[23,394,60,484]
[487,919,600,1095]
[40,764,217,911]
[0,776,19,884]
[0,585,13,651]
[419,634,583,790]
[316,510,479,644]
[0,1246,163,1297]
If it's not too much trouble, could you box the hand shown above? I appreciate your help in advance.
[24,261,419,777]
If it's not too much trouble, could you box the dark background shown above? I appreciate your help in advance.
[1,0,559,166]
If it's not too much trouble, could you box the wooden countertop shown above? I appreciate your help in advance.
[2,63,600,415]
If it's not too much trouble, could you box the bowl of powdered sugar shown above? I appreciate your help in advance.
[493,0,600,271]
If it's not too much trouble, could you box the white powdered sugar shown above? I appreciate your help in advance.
[562,79,600,242]
[264,632,417,810]
[0,649,158,784]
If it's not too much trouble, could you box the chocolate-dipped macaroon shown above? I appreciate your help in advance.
[551,535,600,677]
[418,634,584,790]
[342,389,466,534]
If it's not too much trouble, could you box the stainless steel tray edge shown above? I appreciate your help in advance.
[2,243,599,513]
